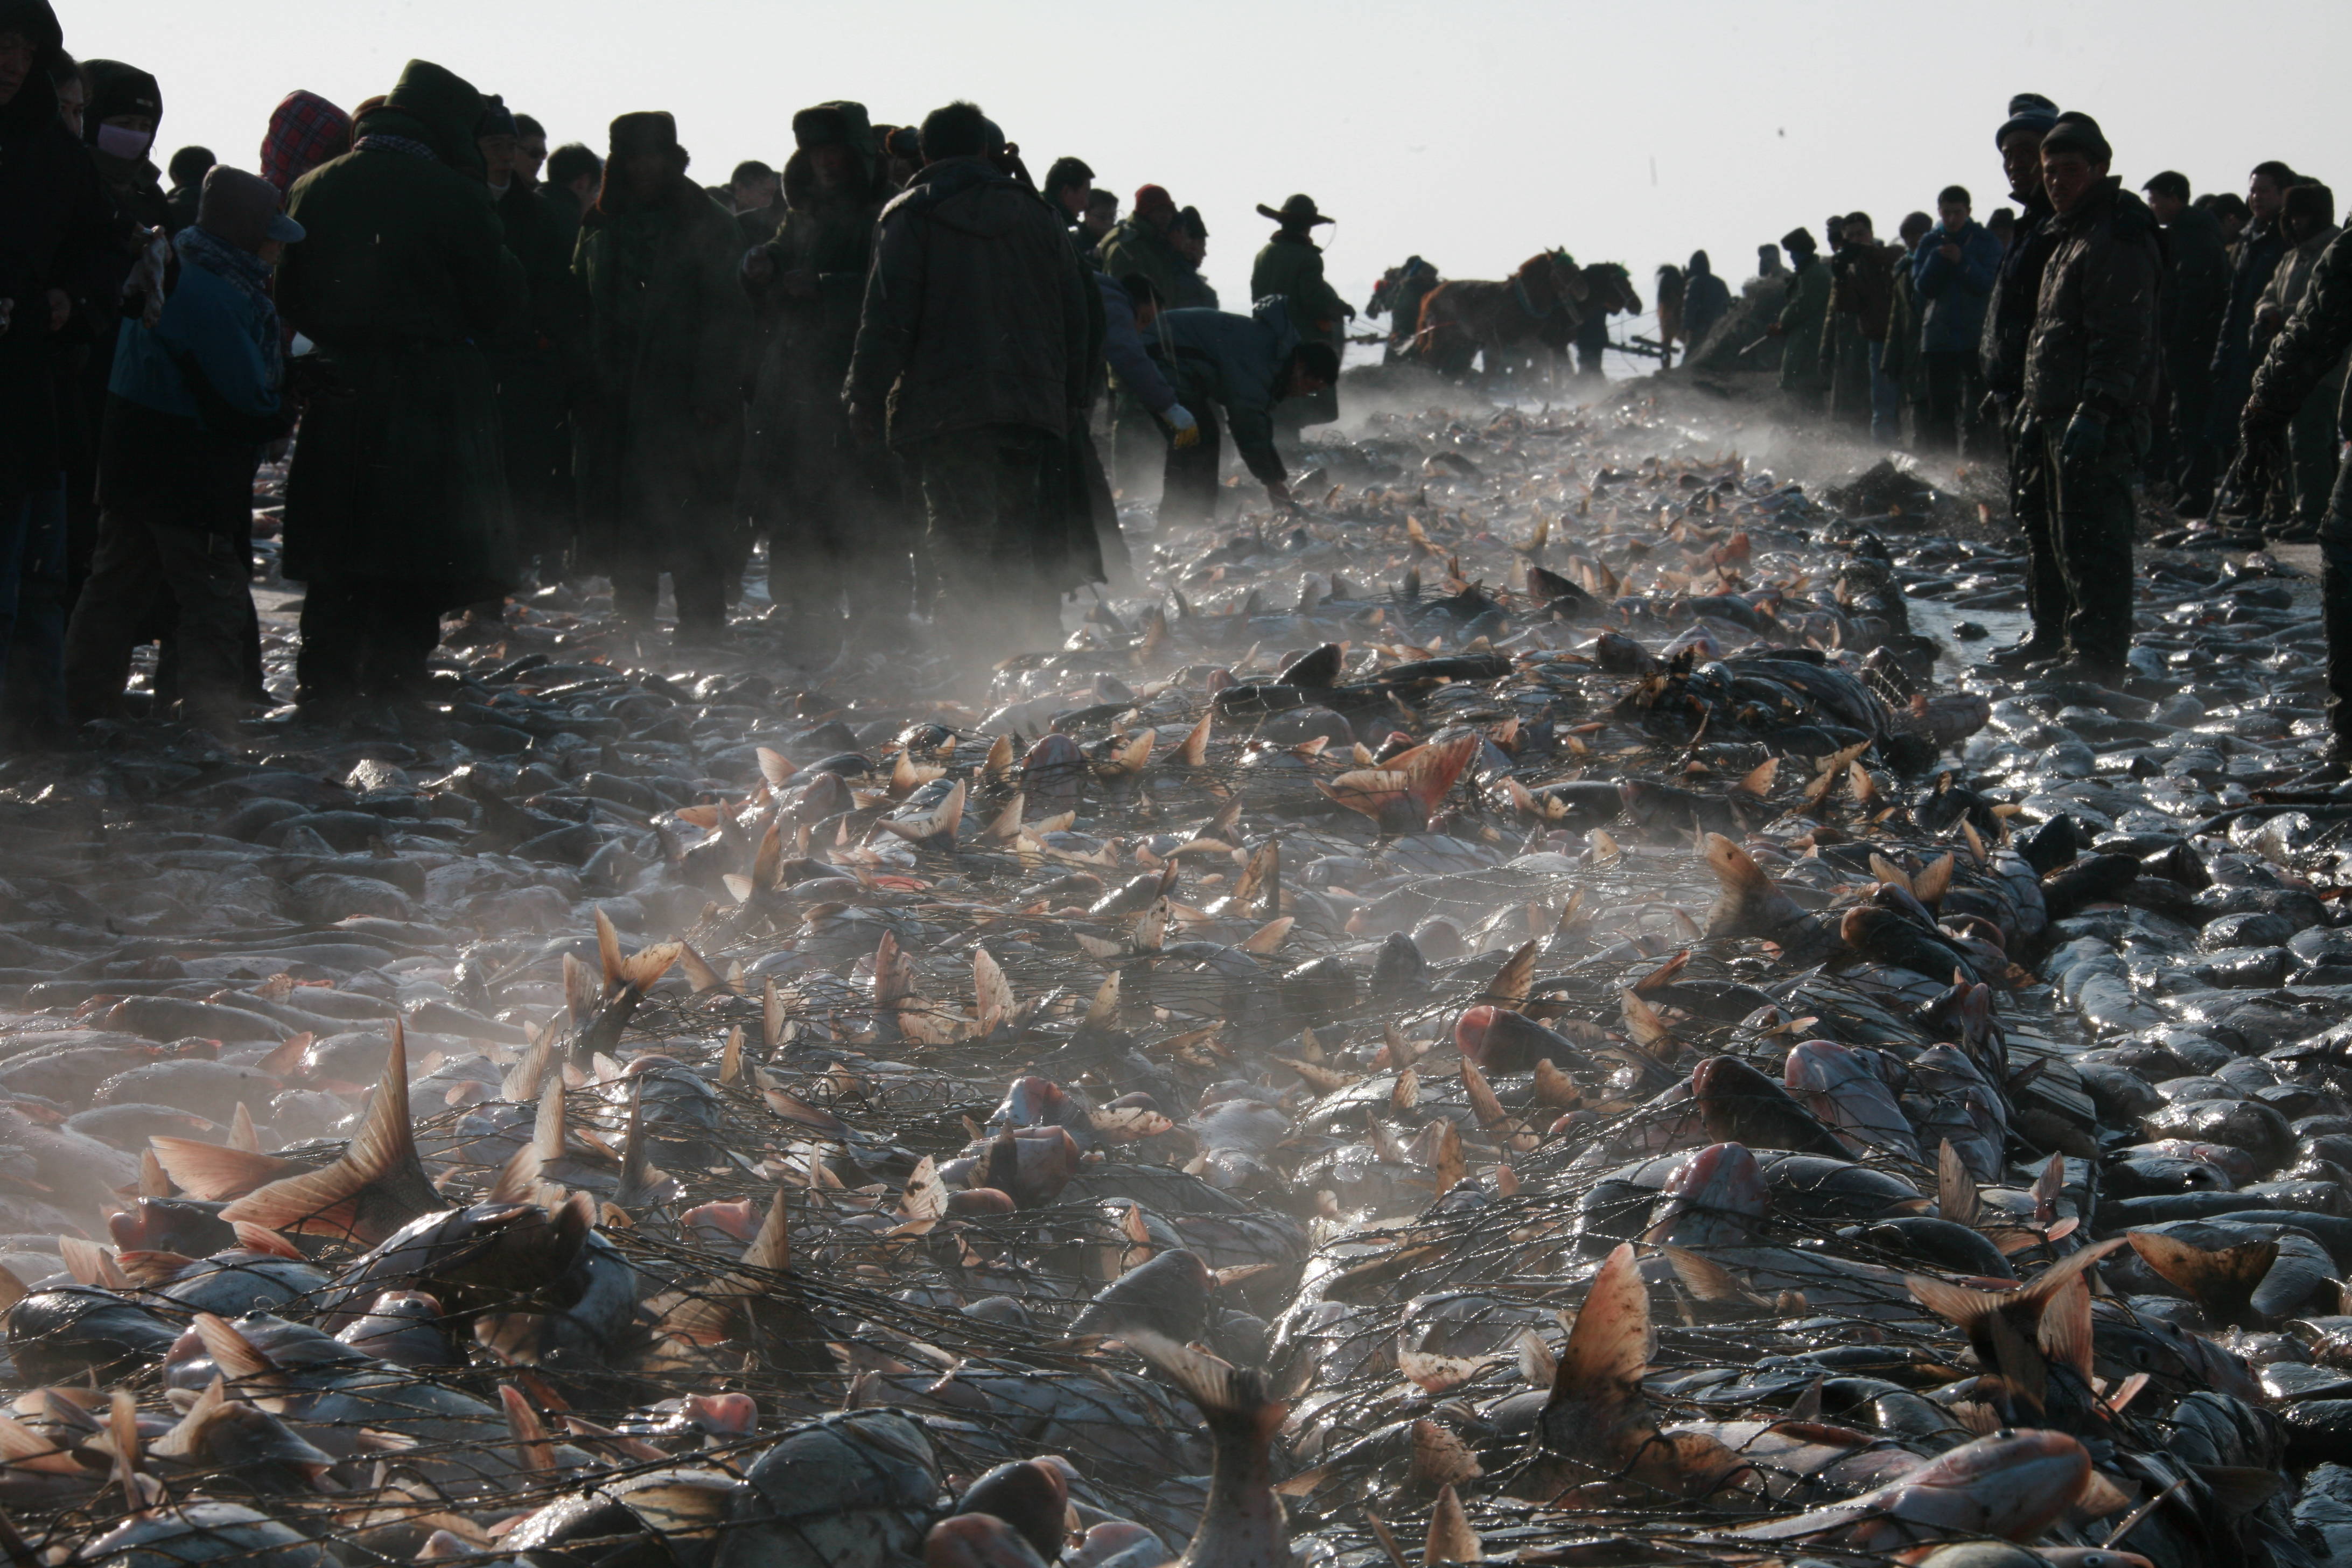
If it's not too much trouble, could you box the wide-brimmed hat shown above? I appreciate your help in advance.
[1257,193,1332,226]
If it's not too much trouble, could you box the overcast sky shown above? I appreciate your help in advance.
[75,0,2352,328]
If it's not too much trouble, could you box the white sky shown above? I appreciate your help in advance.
[73,0,2352,330]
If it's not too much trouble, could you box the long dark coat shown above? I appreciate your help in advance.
[277,64,524,604]
[572,174,751,570]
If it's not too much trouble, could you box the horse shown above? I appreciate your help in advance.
[1569,262,1643,378]
[1368,255,1441,361]
[1414,249,1591,379]
[1653,263,1686,369]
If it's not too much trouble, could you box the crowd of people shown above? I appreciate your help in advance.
[1745,91,2352,760]
[7,0,2352,768]
[0,2,1346,746]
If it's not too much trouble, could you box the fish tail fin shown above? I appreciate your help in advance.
[2126,1230,2278,1324]
[595,907,625,991]
[219,1024,440,1244]
[1702,832,1800,939]
[148,1137,304,1202]
[1404,734,1479,818]
[619,940,683,993]
[2037,1271,2094,1382]
[676,942,729,996]
[1123,1329,1287,1443]
[227,1103,261,1153]
[1937,1140,1981,1228]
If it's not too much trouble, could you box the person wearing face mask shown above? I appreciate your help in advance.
[64,166,299,742]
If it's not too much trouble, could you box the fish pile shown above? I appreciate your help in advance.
[5,379,2352,1568]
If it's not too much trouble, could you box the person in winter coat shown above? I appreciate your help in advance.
[2141,171,2229,504]
[739,99,906,654]
[276,59,525,711]
[574,110,752,642]
[1096,185,1191,317]
[1879,213,1933,440]
[0,0,110,745]
[2248,181,2341,538]
[842,101,1088,664]
[2203,161,2298,512]
[1980,92,2064,671]
[1154,298,1338,528]
[1681,250,1731,353]
[2247,224,2352,762]
[64,166,297,737]
[1819,213,1895,438]
[1099,273,1194,438]
[1770,227,1830,411]
[1912,185,2003,453]
[542,142,599,246]
[2019,112,2162,684]
[54,57,168,666]
[1251,194,1350,431]
[1094,184,1194,496]
[475,95,585,584]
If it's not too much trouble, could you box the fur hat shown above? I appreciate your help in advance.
[1133,184,1176,221]
[609,110,679,159]
[1779,226,1818,255]
[1257,193,1332,227]
[792,100,875,160]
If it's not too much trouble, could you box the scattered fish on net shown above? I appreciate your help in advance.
[0,383,2346,1568]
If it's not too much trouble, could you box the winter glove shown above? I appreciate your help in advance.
[2058,409,2107,469]
[1165,404,1200,450]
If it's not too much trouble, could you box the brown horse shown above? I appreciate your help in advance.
[1415,249,1591,377]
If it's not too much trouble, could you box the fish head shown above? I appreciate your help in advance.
[1643,1142,1768,1245]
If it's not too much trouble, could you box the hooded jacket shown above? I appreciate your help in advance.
[1158,297,1302,486]
[2022,177,2164,425]
[1911,219,2002,355]
[844,154,1087,447]
[0,0,114,491]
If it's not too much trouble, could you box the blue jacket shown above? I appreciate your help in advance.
[1911,220,2002,355]
[1095,271,1178,415]
[1159,297,1301,484]
[109,248,283,436]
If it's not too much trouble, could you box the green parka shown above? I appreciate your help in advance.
[278,60,524,604]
